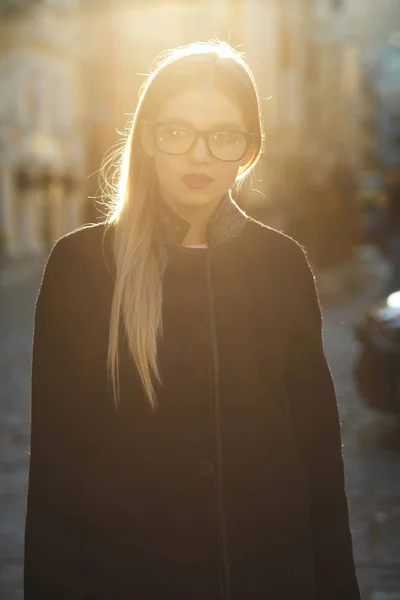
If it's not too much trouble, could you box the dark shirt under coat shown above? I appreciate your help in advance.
[24,195,360,599]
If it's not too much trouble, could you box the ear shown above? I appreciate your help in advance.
[140,120,156,158]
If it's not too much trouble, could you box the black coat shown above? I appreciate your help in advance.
[24,197,360,599]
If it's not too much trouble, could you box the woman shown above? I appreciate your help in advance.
[24,41,360,599]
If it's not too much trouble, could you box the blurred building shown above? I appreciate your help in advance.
[237,0,316,206]
[372,43,400,168]
[242,0,366,265]
[239,1,363,215]
[344,0,400,168]
[311,0,357,166]
[359,74,380,172]
[0,0,85,260]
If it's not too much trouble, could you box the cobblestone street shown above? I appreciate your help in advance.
[1,248,400,599]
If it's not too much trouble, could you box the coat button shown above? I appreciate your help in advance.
[198,460,215,477]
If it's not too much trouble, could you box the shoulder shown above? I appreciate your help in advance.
[38,221,114,301]
[51,221,109,261]
[242,215,311,274]
[44,221,113,277]
[242,216,321,323]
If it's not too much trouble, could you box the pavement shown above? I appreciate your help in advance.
[0,247,400,599]
[0,260,41,600]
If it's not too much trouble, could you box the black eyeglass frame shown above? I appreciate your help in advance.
[149,121,258,162]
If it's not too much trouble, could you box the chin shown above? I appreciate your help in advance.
[182,194,217,207]
[175,190,221,208]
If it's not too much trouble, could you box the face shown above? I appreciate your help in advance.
[142,87,253,211]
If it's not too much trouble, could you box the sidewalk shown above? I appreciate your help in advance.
[315,245,388,306]
[0,256,45,289]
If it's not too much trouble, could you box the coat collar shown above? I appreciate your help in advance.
[156,192,248,248]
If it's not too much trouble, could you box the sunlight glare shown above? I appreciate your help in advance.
[387,290,400,309]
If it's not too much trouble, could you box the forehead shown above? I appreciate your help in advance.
[155,87,246,129]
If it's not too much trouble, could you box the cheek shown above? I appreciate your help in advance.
[215,163,241,187]
[153,154,183,186]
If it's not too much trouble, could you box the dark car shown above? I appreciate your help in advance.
[354,290,400,415]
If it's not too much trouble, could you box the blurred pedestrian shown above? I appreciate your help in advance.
[24,41,360,600]
[381,166,400,292]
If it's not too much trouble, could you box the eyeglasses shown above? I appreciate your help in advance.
[150,121,257,162]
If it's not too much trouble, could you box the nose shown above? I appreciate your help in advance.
[190,134,212,163]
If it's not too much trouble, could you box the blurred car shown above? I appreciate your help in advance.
[354,290,400,415]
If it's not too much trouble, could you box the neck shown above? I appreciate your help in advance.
[160,192,223,246]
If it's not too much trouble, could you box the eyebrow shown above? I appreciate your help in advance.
[157,117,245,130]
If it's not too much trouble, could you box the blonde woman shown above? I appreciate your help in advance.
[24,42,360,599]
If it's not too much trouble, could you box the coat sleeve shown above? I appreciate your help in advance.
[285,242,360,600]
[24,238,94,599]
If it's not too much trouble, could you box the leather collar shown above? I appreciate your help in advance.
[156,192,248,248]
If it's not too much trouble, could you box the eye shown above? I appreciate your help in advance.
[212,131,243,145]
[160,125,190,139]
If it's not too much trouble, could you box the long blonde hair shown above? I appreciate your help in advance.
[104,41,264,410]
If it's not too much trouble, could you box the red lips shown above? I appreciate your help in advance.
[182,173,214,189]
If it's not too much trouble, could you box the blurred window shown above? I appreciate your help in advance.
[25,74,40,128]
[279,21,294,69]
[53,69,72,131]
[306,39,318,81]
